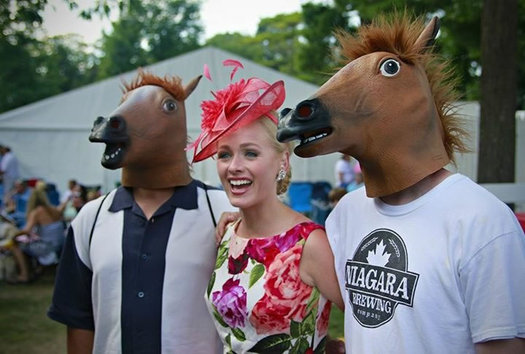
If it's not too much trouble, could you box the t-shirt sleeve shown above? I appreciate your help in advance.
[47,226,94,330]
[460,229,525,343]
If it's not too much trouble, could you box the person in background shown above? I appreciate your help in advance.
[4,179,32,227]
[334,154,354,189]
[60,179,77,205]
[58,182,87,227]
[9,181,65,283]
[0,145,20,207]
[345,163,364,193]
[188,60,344,353]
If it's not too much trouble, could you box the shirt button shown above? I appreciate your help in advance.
[150,218,155,223]
[137,291,145,298]
[141,254,148,260]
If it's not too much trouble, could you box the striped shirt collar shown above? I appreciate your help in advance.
[109,180,200,213]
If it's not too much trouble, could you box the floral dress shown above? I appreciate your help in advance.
[205,220,332,354]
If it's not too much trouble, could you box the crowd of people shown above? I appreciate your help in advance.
[0,160,100,284]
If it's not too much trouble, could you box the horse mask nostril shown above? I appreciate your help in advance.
[93,116,105,128]
[109,116,123,129]
[296,101,315,120]
[280,108,292,120]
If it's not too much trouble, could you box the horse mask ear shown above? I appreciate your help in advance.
[184,75,202,99]
[414,16,440,53]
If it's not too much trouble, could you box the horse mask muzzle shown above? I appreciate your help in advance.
[89,115,129,169]
[277,99,333,155]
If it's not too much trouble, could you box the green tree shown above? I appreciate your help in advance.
[206,32,264,62]
[297,2,347,84]
[97,15,148,78]
[255,12,302,76]
[0,0,94,112]
[97,0,202,79]
[0,34,41,112]
[144,0,202,61]
[205,13,303,79]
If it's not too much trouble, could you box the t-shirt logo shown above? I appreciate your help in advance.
[345,228,419,327]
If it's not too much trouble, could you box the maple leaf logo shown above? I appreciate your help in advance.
[366,240,391,266]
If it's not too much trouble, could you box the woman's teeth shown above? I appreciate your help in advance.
[230,179,251,186]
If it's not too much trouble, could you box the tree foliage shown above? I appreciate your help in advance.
[297,2,347,84]
[97,0,202,78]
[0,0,92,112]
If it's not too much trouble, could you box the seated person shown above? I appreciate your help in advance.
[4,179,32,228]
[11,181,65,282]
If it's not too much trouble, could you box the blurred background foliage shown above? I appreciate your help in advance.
[1,0,523,113]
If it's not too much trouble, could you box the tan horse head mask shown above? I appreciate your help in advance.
[277,14,467,197]
[89,70,202,188]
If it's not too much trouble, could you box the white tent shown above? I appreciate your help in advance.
[0,46,522,201]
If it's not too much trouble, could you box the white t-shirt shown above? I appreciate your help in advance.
[327,173,525,353]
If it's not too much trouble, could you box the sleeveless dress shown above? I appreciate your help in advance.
[23,220,65,265]
[205,220,332,353]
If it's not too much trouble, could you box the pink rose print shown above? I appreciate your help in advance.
[249,245,312,334]
[245,238,280,267]
[316,300,331,336]
[212,278,248,328]
[273,222,323,252]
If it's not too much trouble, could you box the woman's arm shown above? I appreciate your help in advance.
[300,229,344,310]
[14,209,37,236]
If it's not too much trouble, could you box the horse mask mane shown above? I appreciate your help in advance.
[277,14,468,197]
[89,70,202,189]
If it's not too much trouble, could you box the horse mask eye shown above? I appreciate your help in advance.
[380,59,400,77]
[162,99,178,113]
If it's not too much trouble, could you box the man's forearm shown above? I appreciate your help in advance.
[67,327,94,354]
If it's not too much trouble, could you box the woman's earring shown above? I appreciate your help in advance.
[277,168,286,182]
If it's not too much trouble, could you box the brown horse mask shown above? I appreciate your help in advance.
[277,15,466,197]
[89,71,202,188]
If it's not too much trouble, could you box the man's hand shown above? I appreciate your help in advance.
[215,211,240,246]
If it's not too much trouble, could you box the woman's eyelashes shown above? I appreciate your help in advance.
[244,150,258,158]
[217,150,231,160]
[217,149,259,160]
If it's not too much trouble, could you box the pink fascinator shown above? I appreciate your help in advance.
[187,59,285,163]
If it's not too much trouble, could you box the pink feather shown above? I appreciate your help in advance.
[223,59,244,81]
[203,64,212,81]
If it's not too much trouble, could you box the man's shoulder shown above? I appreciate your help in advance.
[194,181,235,212]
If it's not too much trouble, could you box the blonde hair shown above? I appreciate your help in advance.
[257,115,293,195]
[26,181,52,216]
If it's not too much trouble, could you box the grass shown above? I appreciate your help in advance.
[0,267,66,354]
[329,306,345,340]
[0,267,345,354]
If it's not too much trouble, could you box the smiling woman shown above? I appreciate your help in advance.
[189,60,344,353]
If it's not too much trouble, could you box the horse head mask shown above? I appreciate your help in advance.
[89,70,202,188]
[277,14,467,197]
